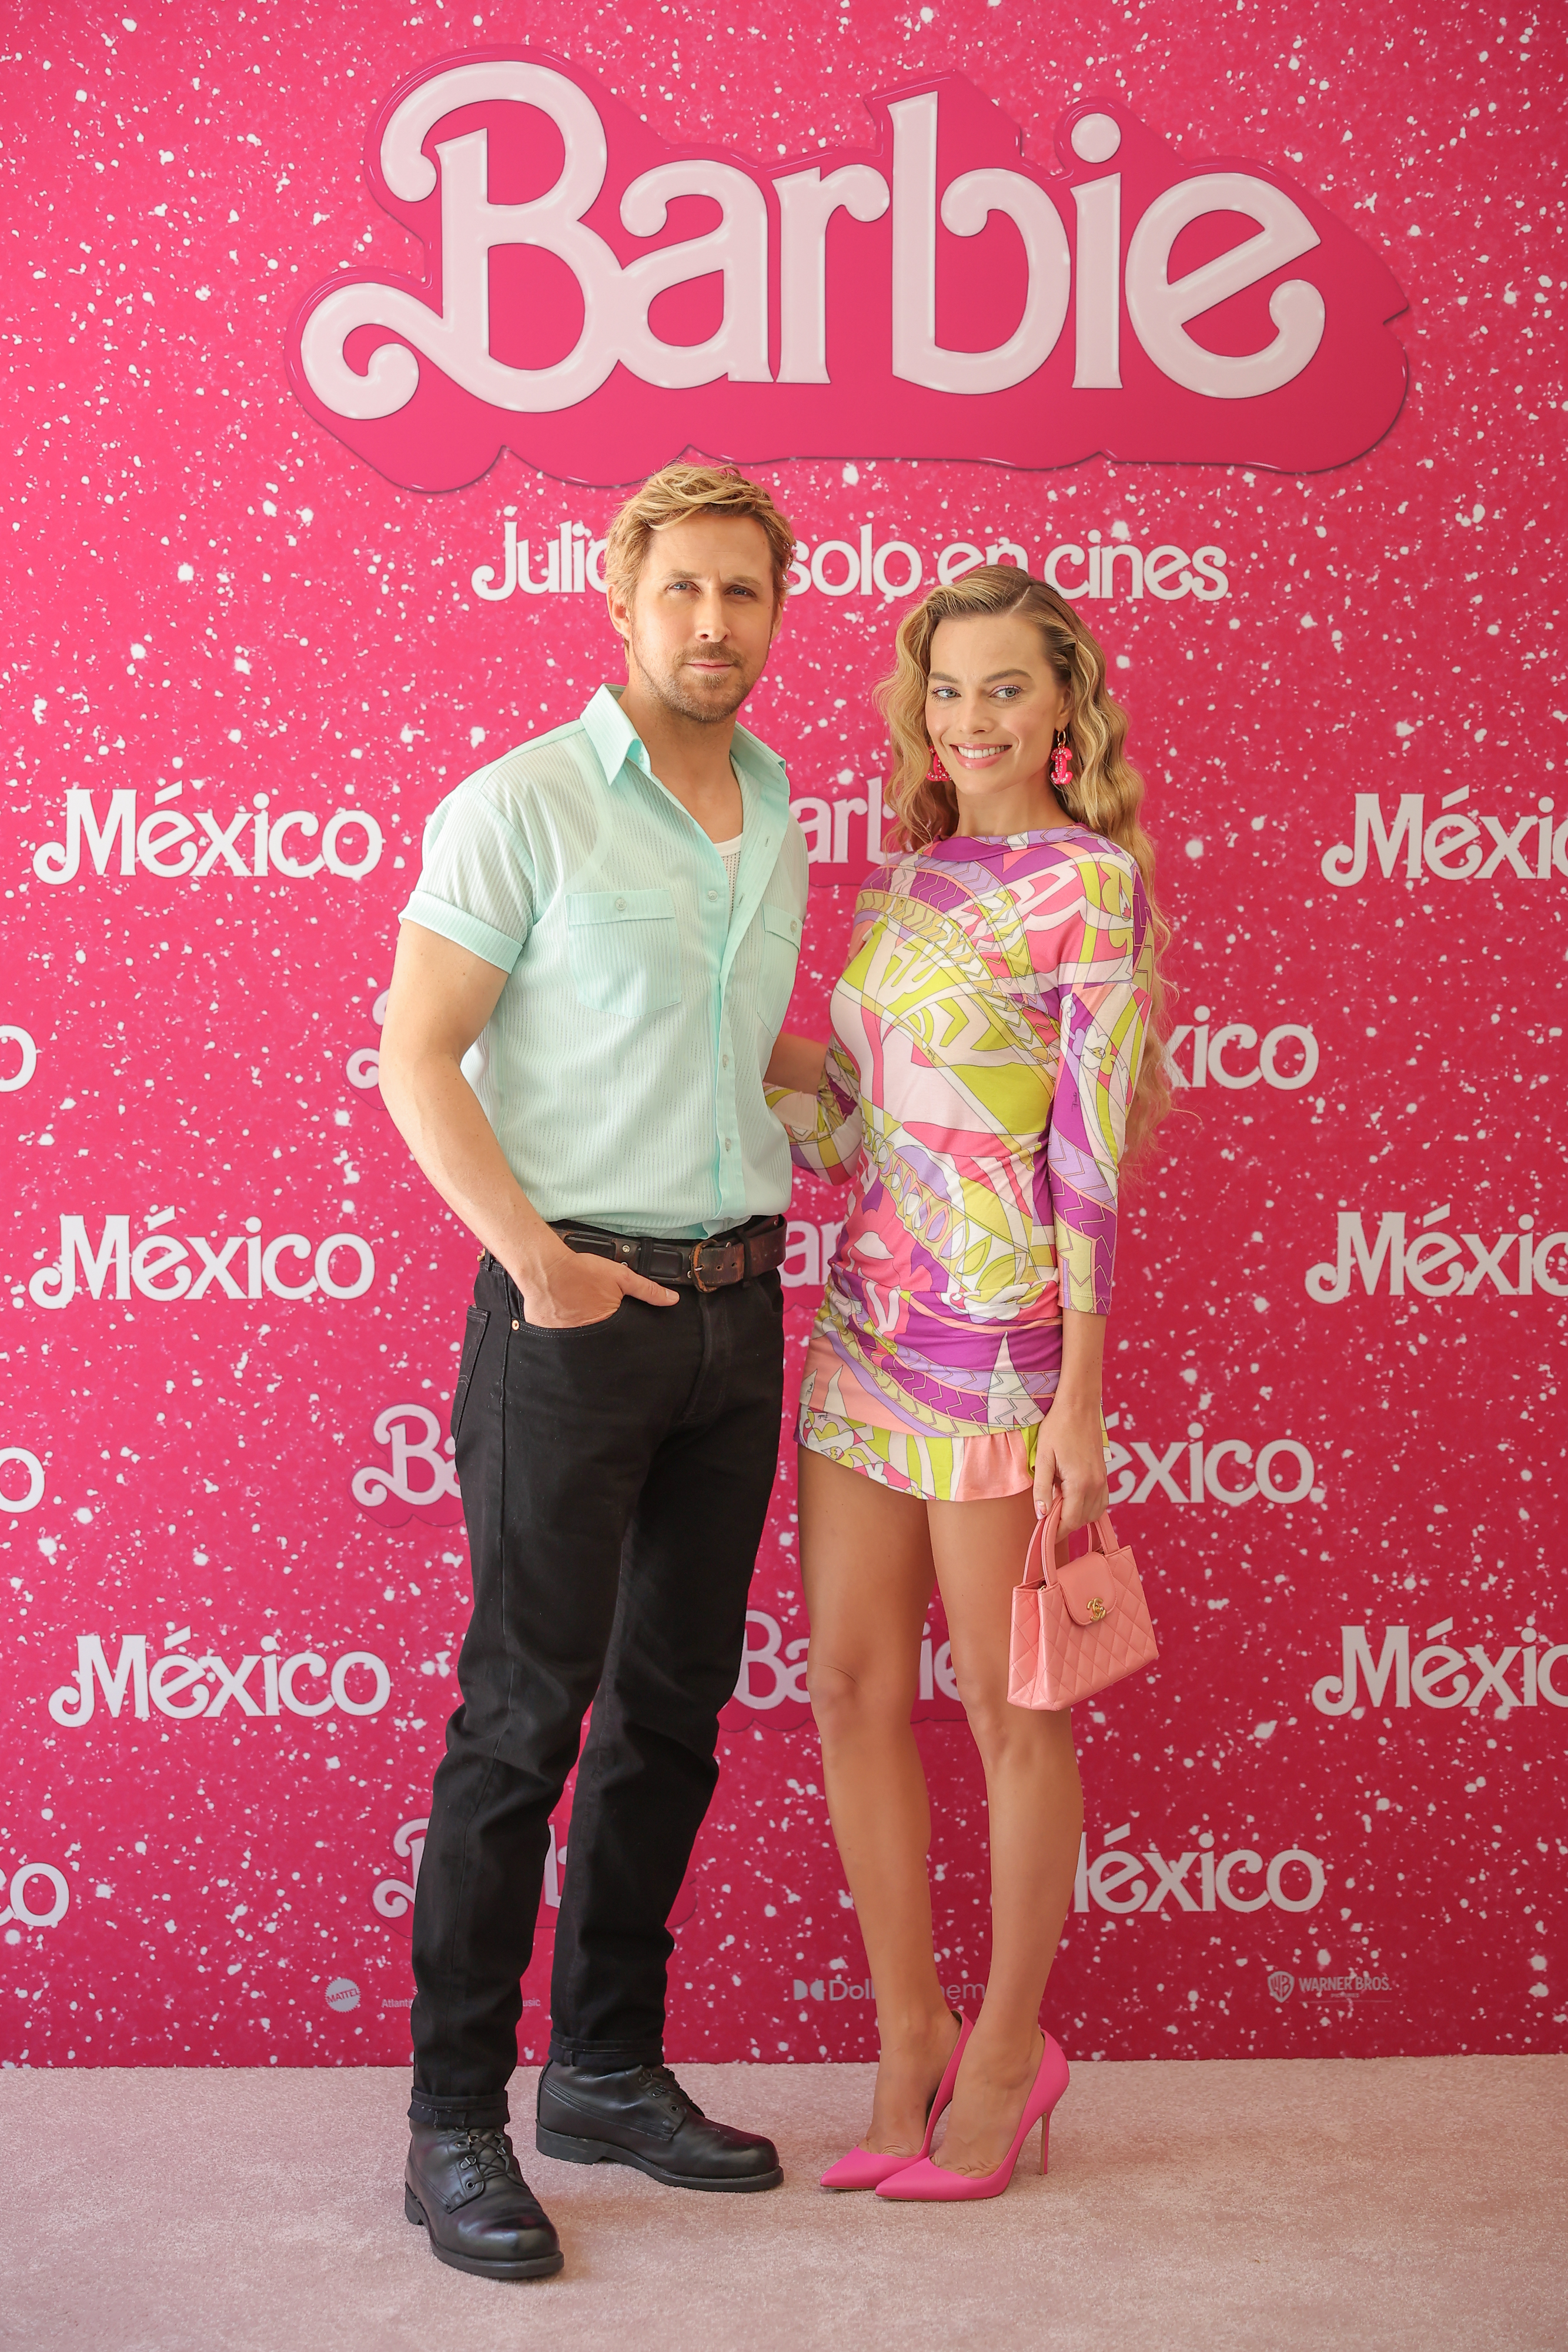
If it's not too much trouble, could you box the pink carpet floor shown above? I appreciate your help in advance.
[1,2057,1562,2350]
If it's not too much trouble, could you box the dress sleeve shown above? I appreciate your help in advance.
[1042,853,1153,1314]
[766,888,880,1183]
[767,1040,863,1185]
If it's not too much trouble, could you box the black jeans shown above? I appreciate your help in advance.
[409,1251,784,2130]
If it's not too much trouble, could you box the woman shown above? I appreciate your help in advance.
[766,567,1170,2200]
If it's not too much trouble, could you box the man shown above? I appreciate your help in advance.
[379,465,807,2280]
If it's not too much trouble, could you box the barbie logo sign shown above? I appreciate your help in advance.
[288,51,1407,492]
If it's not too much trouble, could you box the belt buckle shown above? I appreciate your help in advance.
[692,1239,744,1292]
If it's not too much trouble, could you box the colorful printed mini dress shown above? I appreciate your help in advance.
[772,828,1154,1503]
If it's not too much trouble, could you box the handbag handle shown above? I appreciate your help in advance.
[1021,1499,1120,1593]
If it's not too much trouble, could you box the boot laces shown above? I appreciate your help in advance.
[459,2126,520,2184]
[639,2064,705,2121]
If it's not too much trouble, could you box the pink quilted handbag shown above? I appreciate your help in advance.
[1007,1498,1158,1712]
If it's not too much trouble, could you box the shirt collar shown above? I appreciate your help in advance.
[580,683,788,810]
[581,683,647,785]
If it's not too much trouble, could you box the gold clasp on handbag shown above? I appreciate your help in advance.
[1086,1596,1108,1622]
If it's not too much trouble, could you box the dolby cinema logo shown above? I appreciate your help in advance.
[289,51,1407,490]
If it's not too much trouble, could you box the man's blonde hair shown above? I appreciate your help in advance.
[603,463,796,612]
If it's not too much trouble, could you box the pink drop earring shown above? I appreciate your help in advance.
[925,744,950,786]
[1051,730,1074,794]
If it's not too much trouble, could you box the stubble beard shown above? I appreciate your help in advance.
[630,632,756,726]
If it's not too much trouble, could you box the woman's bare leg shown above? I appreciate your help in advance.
[927,1489,1084,2175]
[798,1446,960,2153]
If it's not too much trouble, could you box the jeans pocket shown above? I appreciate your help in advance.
[567,888,681,1017]
[450,1305,490,1442]
[521,1299,627,1336]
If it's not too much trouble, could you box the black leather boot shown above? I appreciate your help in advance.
[404,2123,564,2278]
[536,2060,783,2191]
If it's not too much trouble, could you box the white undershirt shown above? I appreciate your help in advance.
[712,830,744,902]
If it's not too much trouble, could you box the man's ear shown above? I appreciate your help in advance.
[605,589,634,669]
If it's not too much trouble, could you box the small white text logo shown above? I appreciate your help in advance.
[1310,1620,1565,1718]
[32,787,383,884]
[29,1215,376,1308]
[1165,1007,1319,1091]
[1074,1825,1326,1915]
[48,1630,393,1726]
[1105,1414,1317,1508]
[1320,788,1563,888]
[1306,1206,1564,1302]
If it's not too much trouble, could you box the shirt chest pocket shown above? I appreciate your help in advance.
[567,888,681,1018]
[756,902,803,1035]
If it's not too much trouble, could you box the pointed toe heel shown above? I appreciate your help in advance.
[820,2013,973,2191]
[875,2033,1069,2203]
[819,2146,921,2192]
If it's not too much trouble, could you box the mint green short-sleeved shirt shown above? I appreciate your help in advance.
[401,685,808,1240]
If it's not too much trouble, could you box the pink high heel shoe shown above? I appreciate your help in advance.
[819,2014,974,2190]
[875,2031,1069,2201]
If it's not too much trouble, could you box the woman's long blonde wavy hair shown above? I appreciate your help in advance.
[877,566,1173,1163]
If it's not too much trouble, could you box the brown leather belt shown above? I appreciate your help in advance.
[549,1214,787,1293]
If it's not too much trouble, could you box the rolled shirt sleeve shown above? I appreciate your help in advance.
[402,780,536,973]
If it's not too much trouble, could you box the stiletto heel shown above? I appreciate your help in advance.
[820,2013,974,2190]
[875,2032,1068,2203]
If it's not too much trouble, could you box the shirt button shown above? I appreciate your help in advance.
[707,888,719,902]
[722,1055,730,1070]
[724,1138,733,1152]
[614,896,627,913]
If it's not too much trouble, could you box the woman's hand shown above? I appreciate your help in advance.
[1032,1393,1110,1532]
[1035,1308,1109,1531]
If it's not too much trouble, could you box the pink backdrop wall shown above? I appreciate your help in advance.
[4,0,1563,2071]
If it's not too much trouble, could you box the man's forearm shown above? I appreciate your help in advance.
[764,1030,828,1093]
[380,1049,566,1288]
